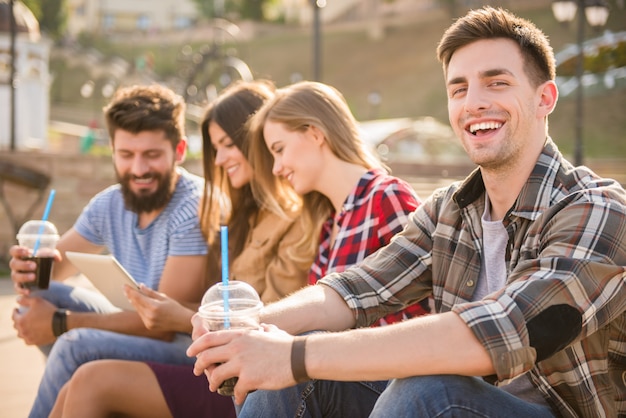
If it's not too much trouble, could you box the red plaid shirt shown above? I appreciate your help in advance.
[308,169,430,326]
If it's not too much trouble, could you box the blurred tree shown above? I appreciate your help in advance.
[40,0,67,39]
[236,0,264,20]
[191,0,271,21]
[21,0,41,18]
[191,0,216,19]
[21,0,67,40]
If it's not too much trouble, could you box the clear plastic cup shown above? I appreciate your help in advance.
[198,281,262,396]
[16,220,60,290]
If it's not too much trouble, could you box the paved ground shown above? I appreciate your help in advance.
[0,277,45,418]
[0,275,97,418]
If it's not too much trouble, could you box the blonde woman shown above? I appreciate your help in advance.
[249,81,429,326]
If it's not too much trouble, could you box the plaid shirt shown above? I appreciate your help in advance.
[321,140,626,418]
[309,168,430,326]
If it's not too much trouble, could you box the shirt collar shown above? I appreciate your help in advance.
[453,138,566,222]
[340,168,386,213]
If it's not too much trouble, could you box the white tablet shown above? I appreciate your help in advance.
[65,252,140,311]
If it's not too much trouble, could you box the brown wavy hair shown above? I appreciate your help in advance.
[104,84,186,148]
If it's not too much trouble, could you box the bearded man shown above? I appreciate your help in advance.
[9,84,209,418]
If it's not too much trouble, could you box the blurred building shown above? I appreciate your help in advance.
[0,0,51,150]
[66,0,198,36]
[65,0,437,36]
[282,0,435,25]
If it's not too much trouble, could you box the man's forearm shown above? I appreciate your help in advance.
[306,311,494,382]
[261,285,355,335]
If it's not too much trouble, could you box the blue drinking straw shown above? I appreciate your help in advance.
[220,225,230,329]
[32,189,56,255]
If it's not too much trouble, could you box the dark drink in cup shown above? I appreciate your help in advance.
[17,220,60,290]
[22,255,54,290]
[219,375,238,397]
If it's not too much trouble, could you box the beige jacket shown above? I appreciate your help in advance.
[231,209,311,304]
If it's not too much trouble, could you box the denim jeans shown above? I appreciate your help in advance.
[28,282,194,418]
[237,379,388,418]
[371,375,557,418]
[238,375,557,418]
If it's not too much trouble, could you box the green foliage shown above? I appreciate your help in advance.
[190,0,216,19]
[234,0,264,21]
[20,0,67,40]
[190,0,271,21]
[21,0,41,19]
[558,40,626,76]
[76,31,98,49]
[41,0,67,39]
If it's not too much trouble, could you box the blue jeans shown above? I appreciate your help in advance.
[237,379,388,418]
[28,282,194,418]
[238,375,557,418]
[371,375,557,418]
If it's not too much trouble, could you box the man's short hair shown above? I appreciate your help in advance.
[436,7,556,87]
[104,84,186,148]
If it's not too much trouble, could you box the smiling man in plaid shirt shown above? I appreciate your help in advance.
[190,7,626,418]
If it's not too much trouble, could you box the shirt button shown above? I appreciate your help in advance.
[466,280,475,287]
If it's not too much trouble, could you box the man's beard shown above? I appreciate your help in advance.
[118,170,175,214]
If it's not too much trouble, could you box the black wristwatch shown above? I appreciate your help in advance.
[52,309,68,337]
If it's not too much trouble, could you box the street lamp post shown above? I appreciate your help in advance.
[311,0,325,81]
[551,0,610,166]
[9,0,16,151]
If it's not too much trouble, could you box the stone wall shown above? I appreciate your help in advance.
[0,152,202,260]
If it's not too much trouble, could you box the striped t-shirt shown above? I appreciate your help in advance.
[73,167,208,290]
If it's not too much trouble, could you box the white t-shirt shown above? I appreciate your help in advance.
[476,194,550,407]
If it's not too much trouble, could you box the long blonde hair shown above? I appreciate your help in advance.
[248,81,386,257]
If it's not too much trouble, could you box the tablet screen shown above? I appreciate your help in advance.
[65,252,139,311]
